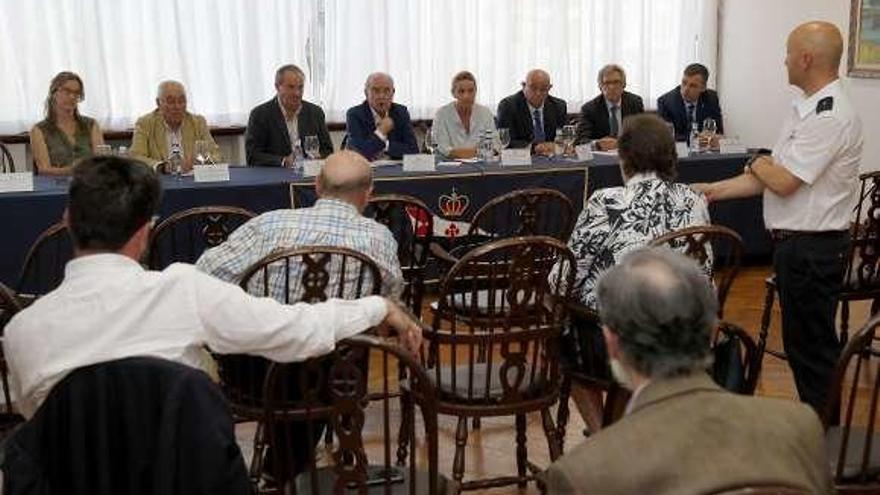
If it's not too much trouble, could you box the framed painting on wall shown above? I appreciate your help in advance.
[849,0,880,77]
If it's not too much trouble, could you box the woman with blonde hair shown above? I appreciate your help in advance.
[30,71,104,175]
[431,71,497,159]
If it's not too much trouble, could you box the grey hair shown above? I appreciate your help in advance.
[597,64,627,86]
[364,72,394,91]
[275,64,305,86]
[156,80,185,100]
[596,247,717,379]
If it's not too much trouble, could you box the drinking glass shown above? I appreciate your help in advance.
[304,135,320,159]
[424,128,437,155]
[497,128,511,150]
[194,140,211,165]
[702,118,718,152]
[562,124,577,156]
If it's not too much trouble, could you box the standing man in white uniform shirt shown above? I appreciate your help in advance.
[696,21,863,417]
[3,155,422,419]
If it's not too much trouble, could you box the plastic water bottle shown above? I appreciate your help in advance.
[688,122,701,154]
[169,142,183,178]
[291,140,304,174]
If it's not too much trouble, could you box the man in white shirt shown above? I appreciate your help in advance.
[3,155,422,419]
[695,21,863,417]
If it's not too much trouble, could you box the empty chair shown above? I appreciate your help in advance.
[401,236,574,491]
[262,334,451,494]
[365,194,433,316]
[147,206,256,270]
[16,221,74,300]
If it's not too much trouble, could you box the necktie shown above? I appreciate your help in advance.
[686,103,696,129]
[609,105,619,137]
[533,109,545,143]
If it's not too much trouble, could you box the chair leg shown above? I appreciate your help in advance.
[453,416,469,485]
[516,413,528,488]
[541,408,562,462]
[840,301,850,347]
[757,278,776,359]
[472,417,481,430]
[396,390,414,466]
[323,422,333,448]
[556,374,572,453]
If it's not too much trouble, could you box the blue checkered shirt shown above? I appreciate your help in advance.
[196,198,403,301]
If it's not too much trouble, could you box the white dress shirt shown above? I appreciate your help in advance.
[764,79,863,231]
[431,102,497,157]
[3,254,388,418]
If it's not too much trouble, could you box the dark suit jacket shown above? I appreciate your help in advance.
[545,373,832,495]
[2,357,250,495]
[575,91,644,144]
[345,101,418,160]
[496,91,567,150]
[657,87,724,141]
[245,97,333,166]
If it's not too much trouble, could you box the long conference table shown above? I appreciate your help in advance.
[0,152,767,287]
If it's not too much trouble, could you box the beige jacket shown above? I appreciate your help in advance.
[545,373,832,494]
[130,110,220,168]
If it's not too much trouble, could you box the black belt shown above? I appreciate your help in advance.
[769,229,848,243]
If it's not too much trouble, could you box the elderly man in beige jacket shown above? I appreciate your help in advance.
[130,80,220,172]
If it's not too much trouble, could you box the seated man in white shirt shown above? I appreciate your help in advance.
[3,155,422,420]
[197,150,404,300]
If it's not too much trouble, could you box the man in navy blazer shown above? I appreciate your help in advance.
[345,73,418,160]
[496,69,567,155]
[575,64,644,151]
[245,64,334,167]
[657,63,724,142]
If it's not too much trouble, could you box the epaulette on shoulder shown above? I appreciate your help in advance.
[816,96,834,114]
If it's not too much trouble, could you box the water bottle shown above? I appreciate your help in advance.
[478,130,493,162]
[291,140,304,174]
[688,122,701,154]
[169,142,183,178]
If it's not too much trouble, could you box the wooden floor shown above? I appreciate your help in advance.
[236,265,876,494]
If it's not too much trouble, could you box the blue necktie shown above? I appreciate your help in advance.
[686,103,696,129]
[533,109,545,143]
[609,105,619,137]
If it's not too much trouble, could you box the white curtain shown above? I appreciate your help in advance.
[0,0,717,134]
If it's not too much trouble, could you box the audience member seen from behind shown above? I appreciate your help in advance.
[545,248,832,495]
[197,149,404,301]
[129,80,221,173]
[3,155,422,420]
[431,71,497,159]
[30,71,105,176]
[549,113,710,433]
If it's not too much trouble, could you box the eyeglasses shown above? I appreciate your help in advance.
[368,87,394,97]
[57,87,84,101]
[601,79,624,87]
[526,84,552,94]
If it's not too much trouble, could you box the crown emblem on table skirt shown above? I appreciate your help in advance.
[438,187,469,218]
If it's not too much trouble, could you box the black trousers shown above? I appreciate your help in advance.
[773,232,848,418]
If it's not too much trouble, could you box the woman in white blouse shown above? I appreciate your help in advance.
[432,71,497,159]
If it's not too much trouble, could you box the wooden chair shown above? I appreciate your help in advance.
[758,170,880,364]
[147,206,256,270]
[216,246,382,487]
[649,224,744,318]
[431,188,576,268]
[261,334,452,494]
[0,282,25,438]
[0,142,14,173]
[704,485,811,495]
[712,321,761,396]
[365,194,433,317]
[400,236,574,491]
[16,221,74,301]
[824,313,880,492]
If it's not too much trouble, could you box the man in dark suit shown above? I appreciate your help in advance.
[575,64,644,150]
[496,69,567,155]
[545,248,831,495]
[657,63,724,142]
[245,64,333,167]
[345,72,418,160]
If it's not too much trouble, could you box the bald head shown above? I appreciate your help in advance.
[316,150,373,209]
[785,21,843,93]
[523,69,552,108]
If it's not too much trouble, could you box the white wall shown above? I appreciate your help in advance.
[719,0,880,171]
